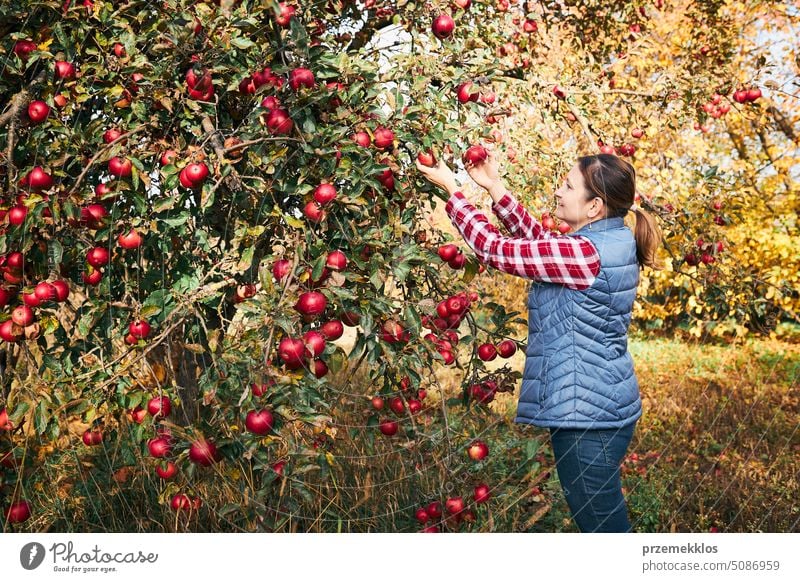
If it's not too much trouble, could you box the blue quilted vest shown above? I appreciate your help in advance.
[514,216,642,429]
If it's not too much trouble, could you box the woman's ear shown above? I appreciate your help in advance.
[587,196,604,219]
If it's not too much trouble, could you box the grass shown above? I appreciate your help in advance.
[620,335,800,532]
[4,335,797,532]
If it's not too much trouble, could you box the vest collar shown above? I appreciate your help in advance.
[573,216,624,235]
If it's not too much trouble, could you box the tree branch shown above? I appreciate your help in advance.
[65,124,151,197]
[0,69,48,129]
[201,115,242,191]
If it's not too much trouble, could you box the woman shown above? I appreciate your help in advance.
[416,150,661,533]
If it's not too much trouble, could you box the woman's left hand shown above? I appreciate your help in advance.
[415,158,459,195]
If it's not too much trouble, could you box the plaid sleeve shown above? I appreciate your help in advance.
[446,192,601,290]
[491,193,551,240]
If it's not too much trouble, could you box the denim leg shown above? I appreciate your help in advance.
[550,423,636,532]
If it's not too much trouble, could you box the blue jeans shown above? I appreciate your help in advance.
[549,422,636,532]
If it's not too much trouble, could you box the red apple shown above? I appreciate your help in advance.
[130,406,147,424]
[445,496,465,515]
[7,206,27,226]
[156,461,177,480]
[34,281,57,302]
[245,409,275,435]
[467,440,489,461]
[189,438,220,466]
[95,183,114,200]
[103,128,124,144]
[0,408,13,430]
[261,95,280,111]
[184,162,209,184]
[82,203,109,226]
[371,396,384,410]
[118,228,143,249]
[83,269,102,286]
[289,67,315,91]
[295,291,327,318]
[462,145,488,165]
[266,108,293,135]
[160,150,177,166]
[552,85,566,99]
[272,259,292,282]
[26,167,53,191]
[352,131,371,147]
[313,183,337,205]
[325,250,347,271]
[147,395,171,417]
[170,494,192,511]
[50,279,69,302]
[417,150,436,167]
[279,337,307,366]
[4,500,31,524]
[426,501,442,519]
[477,343,497,361]
[129,319,152,339]
[275,2,296,27]
[447,253,466,270]
[474,483,490,504]
[11,305,34,327]
[746,87,762,101]
[108,157,132,178]
[432,13,455,39]
[389,397,405,415]
[497,339,517,358]
[415,508,430,523]
[320,320,344,341]
[82,429,103,446]
[86,247,110,268]
[303,330,327,357]
[379,418,399,436]
[373,127,394,150]
[147,436,172,459]
[456,82,479,104]
[303,200,326,223]
[311,359,328,378]
[54,60,76,80]
[13,40,37,61]
[27,100,50,124]
[631,127,644,138]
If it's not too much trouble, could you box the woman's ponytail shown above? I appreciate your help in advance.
[633,208,662,270]
[578,154,663,269]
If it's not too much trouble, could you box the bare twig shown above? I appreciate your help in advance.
[65,124,152,196]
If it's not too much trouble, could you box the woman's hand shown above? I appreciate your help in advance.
[464,147,501,191]
[415,158,460,195]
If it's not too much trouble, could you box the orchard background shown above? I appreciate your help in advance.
[0,0,798,532]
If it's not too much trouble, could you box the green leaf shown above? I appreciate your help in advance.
[48,239,64,268]
[392,260,411,283]
[231,37,255,49]
[238,246,255,272]
[311,252,328,282]
[153,196,176,212]
[162,212,190,228]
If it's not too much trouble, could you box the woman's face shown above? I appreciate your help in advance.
[554,163,604,231]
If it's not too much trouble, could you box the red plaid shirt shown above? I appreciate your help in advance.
[445,191,601,290]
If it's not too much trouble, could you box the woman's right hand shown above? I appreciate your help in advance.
[465,148,501,191]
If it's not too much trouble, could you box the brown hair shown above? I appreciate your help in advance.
[577,154,662,269]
